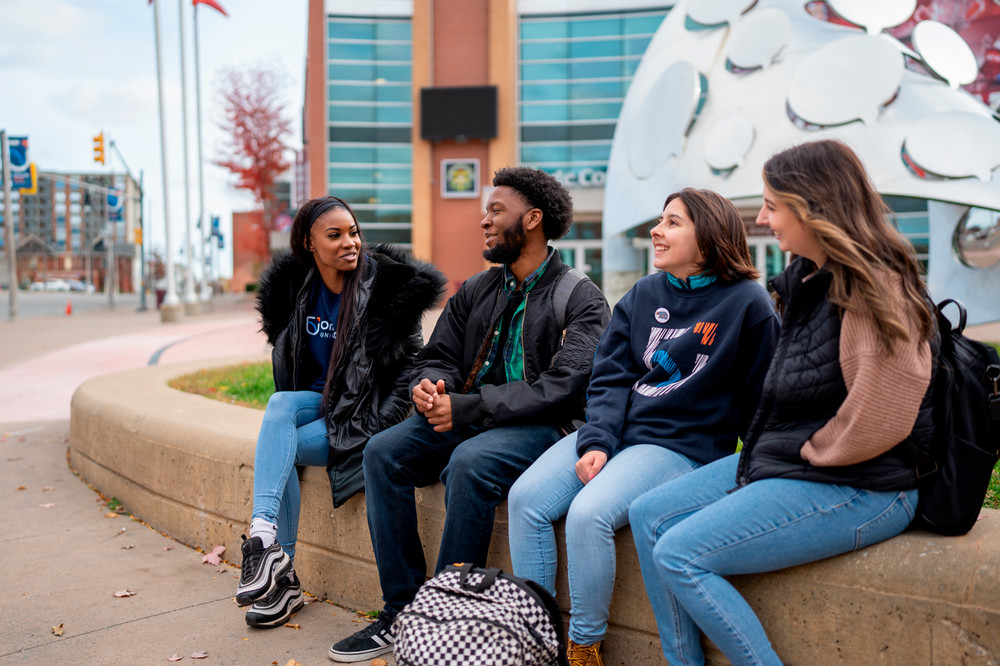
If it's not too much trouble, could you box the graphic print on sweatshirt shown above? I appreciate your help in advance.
[633,313,718,398]
[306,285,342,391]
[306,314,337,339]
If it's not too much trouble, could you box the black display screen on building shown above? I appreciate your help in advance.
[420,86,498,141]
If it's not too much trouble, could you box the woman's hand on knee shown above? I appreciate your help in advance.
[576,450,608,484]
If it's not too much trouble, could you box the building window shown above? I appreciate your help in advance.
[327,15,413,246]
[518,8,670,182]
[885,196,930,274]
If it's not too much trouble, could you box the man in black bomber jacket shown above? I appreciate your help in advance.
[329,167,610,662]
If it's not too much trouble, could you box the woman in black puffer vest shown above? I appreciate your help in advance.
[234,196,444,629]
[629,140,937,666]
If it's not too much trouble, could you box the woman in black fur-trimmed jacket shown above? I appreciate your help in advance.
[235,196,445,629]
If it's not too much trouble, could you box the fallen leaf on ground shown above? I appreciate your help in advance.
[216,566,226,573]
[51,623,63,636]
[16,486,26,491]
[190,650,208,659]
[42,486,53,491]
[201,545,225,565]
[122,544,135,550]
[104,512,119,519]
[283,661,303,666]
[39,503,55,508]
[372,659,388,666]
[113,589,136,598]
[284,623,300,630]
[162,546,173,551]
[166,655,183,662]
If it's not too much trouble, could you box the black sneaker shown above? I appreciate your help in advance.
[328,612,395,662]
[245,571,304,628]
[235,535,291,607]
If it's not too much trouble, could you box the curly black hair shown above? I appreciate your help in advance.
[492,166,573,240]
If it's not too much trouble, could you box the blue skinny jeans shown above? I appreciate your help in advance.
[629,453,918,665]
[251,390,329,564]
[507,431,699,645]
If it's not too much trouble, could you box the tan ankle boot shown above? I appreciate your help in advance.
[567,639,605,666]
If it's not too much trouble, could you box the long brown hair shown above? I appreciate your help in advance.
[762,140,934,353]
[664,188,759,283]
[289,196,367,410]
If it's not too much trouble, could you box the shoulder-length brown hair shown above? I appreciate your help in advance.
[664,188,759,283]
[762,140,934,353]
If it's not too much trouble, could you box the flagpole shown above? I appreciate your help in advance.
[153,0,183,322]
[193,1,212,309]
[178,0,199,314]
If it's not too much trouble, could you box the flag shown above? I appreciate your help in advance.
[193,0,228,16]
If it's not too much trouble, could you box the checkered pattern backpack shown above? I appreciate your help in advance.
[393,563,569,666]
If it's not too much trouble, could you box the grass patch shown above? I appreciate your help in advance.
[987,463,1000,510]
[169,361,273,410]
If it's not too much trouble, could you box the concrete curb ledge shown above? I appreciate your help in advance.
[70,360,1000,664]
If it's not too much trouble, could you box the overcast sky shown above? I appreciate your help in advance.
[1,0,308,278]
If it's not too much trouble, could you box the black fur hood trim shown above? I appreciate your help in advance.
[256,243,445,356]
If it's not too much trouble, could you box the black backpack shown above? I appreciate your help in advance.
[393,563,569,666]
[911,299,1000,536]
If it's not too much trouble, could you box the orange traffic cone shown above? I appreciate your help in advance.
[65,298,73,316]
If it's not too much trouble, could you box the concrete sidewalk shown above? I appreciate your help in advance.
[1,296,396,665]
[2,419,386,665]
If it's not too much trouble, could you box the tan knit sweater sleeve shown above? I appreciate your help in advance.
[799,278,932,467]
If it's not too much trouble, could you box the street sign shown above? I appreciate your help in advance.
[7,136,31,189]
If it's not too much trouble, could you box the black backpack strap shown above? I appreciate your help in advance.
[552,267,588,332]
[936,298,967,334]
[457,563,502,593]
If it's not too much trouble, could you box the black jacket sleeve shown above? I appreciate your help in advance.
[408,275,485,394]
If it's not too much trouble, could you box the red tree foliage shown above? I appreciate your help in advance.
[214,65,292,233]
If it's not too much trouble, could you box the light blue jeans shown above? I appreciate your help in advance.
[629,453,918,666]
[507,431,700,645]
[252,391,330,564]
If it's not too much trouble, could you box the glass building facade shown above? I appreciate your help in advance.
[326,15,414,245]
[517,8,669,183]
[320,6,671,255]
[517,7,671,289]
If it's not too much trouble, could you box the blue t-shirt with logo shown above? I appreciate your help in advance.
[306,280,341,392]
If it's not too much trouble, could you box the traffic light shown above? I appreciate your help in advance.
[133,226,143,245]
[93,132,105,165]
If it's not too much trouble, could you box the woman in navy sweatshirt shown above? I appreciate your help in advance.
[508,188,779,665]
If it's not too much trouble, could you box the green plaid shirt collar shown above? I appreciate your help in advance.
[474,248,556,387]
